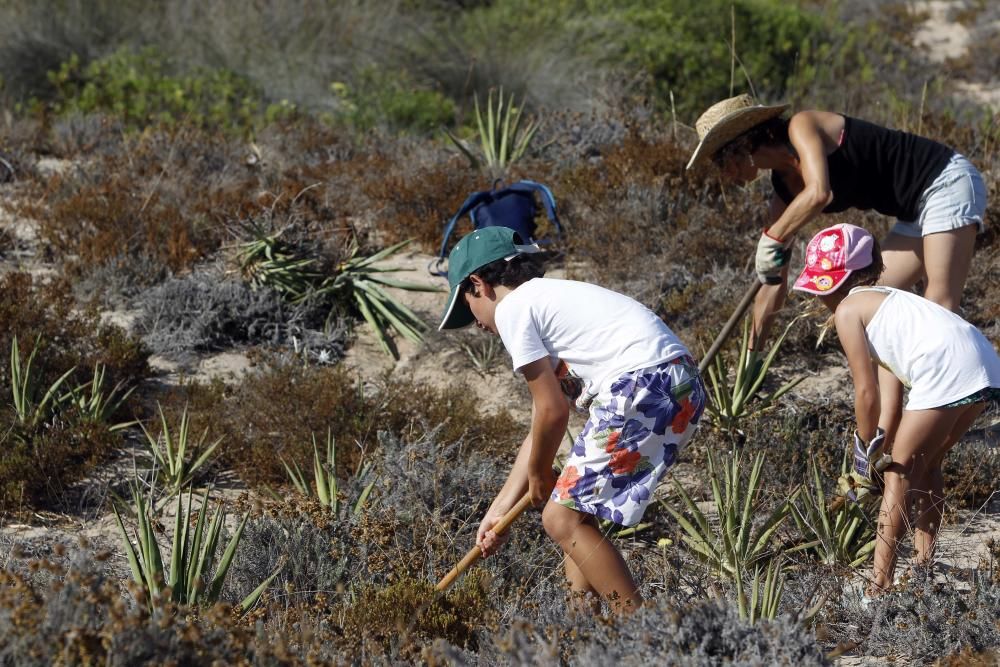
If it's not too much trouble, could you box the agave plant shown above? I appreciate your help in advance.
[9,334,75,429]
[314,239,442,359]
[141,404,221,497]
[666,449,789,579]
[705,314,806,434]
[234,224,321,301]
[281,429,376,517]
[736,557,785,623]
[112,482,280,611]
[446,86,541,176]
[61,363,137,432]
[787,454,877,567]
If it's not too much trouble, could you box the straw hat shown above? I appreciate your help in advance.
[685,94,789,170]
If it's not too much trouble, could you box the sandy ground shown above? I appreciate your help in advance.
[1,7,999,654]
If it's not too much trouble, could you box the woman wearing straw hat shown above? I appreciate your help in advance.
[687,94,986,451]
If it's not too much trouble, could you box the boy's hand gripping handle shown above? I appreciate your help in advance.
[435,493,533,591]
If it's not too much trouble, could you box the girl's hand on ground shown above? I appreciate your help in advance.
[528,468,556,507]
[476,512,510,558]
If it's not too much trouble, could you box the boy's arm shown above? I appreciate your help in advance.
[835,302,880,440]
[476,357,570,557]
[522,357,570,506]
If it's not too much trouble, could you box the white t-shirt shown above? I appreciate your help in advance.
[494,278,690,394]
[850,286,1000,409]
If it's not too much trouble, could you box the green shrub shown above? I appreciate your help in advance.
[332,68,455,134]
[609,0,828,116]
[46,47,293,135]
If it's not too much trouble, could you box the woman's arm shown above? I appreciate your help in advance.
[765,111,835,240]
[835,300,880,440]
[750,195,791,350]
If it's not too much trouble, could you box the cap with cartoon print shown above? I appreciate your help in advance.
[793,223,874,295]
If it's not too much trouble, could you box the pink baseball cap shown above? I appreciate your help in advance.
[793,223,874,295]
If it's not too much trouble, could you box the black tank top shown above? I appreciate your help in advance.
[771,116,954,221]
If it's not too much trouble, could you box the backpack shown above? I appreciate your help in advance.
[430,179,562,275]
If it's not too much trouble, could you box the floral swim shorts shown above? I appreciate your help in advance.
[551,356,706,527]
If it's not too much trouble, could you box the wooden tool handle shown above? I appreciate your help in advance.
[699,280,763,375]
[435,493,533,591]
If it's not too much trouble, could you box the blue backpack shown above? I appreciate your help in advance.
[431,179,562,275]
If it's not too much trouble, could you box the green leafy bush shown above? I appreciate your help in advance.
[46,47,292,134]
[609,0,828,116]
[331,68,455,134]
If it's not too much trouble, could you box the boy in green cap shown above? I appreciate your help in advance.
[439,227,705,613]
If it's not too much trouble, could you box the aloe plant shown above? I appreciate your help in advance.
[314,239,442,359]
[787,454,877,567]
[234,224,321,301]
[141,404,221,497]
[112,483,280,611]
[705,314,806,433]
[281,429,376,517]
[61,363,137,432]
[446,87,541,176]
[736,557,785,623]
[9,334,75,429]
[666,449,789,579]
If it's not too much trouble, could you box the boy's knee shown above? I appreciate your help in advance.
[542,503,580,544]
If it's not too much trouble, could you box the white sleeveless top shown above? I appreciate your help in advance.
[849,286,1000,409]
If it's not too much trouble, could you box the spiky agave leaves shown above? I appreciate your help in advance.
[112,482,281,612]
[445,86,541,177]
[705,314,806,434]
[140,403,221,498]
[316,239,442,359]
[279,428,376,517]
[666,449,790,579]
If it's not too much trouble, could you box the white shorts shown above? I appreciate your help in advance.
[891,153,987,238]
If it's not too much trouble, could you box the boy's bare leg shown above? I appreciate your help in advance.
[563,536,602,614]
[542,501,641,614]
[913,402,985,565]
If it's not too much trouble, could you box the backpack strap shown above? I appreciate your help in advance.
[430,190,494,276]
[506,180,562,238]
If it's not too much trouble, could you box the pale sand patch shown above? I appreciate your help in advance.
[914,0,971,63]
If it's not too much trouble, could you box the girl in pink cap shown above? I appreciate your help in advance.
[792,222,1000,597]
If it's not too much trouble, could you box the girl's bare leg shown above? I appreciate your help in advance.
[871,408,957,593]
[542,501,641,613]
[912,402,986,565]
[876,232,925,448]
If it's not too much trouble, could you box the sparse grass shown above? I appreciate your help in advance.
[0,2,997,663]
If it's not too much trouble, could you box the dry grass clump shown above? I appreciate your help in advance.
[0,272,149,388]
[135,269,347,362]
[0,551,291,665]
[151,358,521,488]
[18,123,242,276]
[0,273,149,513]
[341,574,492,659]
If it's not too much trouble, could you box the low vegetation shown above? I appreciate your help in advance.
[0,0,998,664]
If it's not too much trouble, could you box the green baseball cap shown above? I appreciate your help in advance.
[438,227,540,330]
